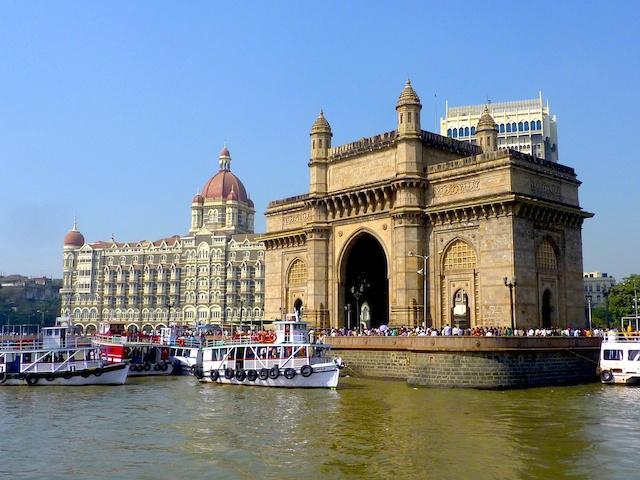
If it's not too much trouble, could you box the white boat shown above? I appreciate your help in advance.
[92,333,177,377]
[193,316,343,388]
[0,325,129,386]
[598,331,640,384]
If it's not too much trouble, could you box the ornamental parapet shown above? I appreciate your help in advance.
[329,130,397,161]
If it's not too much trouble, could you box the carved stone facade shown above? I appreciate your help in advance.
[263,82,592,329]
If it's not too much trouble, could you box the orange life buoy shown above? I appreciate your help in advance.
[178,338,185,347]
[263,332,276,343]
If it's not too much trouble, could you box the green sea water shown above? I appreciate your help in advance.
[0,376,636,480]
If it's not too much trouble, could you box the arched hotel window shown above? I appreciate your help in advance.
[471,126,476,135]
[512,122,517,132]
[536,240,558,271]
[506,123,512,133]
[447,128,452,137]
[518,122,523,132]
[499,124,505,133]
[464,127,469,136]
[536,120,542,130]
[524,121,529,131]
[452,129,458,138]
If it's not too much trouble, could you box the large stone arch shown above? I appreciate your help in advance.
[439,237,479,329]
[337,230,389,329]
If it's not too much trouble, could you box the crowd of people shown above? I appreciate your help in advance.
[309,324,616,342]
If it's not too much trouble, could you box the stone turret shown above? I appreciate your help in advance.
[396,80,422,138]
[476,106,498,152]
[309,110,332,195]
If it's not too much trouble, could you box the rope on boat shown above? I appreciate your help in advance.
[565,348,599,365]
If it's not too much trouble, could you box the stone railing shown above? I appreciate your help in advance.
[329,130,397,161]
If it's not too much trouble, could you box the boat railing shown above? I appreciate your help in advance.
[93,333,164,345]
[603,332,640,343]
[0,336,94,351]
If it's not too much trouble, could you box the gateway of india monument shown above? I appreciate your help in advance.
[263,81,592,330]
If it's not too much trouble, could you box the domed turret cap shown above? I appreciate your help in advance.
[310,110,332,135]
[477,106,498,131]
[64,220,85,247]
[396,79,421,108]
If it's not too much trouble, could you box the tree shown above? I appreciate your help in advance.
[608,274,640,326]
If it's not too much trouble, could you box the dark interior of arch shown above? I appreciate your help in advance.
[343,234,388,328]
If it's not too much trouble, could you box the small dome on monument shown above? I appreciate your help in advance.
[219,146,230,158]
[477,106,498,131]
[64,221,85,247]
[226,186,238,201]
[192,193,204,204]
[396,79,421,108]
[310,110,332,134]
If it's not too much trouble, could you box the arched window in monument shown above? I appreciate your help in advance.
[287,259,307,286]
[536,240,558,271]
[443,240,477,271]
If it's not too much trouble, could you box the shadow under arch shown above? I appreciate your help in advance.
[338,230,389,329]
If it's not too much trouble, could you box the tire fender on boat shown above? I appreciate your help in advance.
[300,365,313,377]
[25,373,39,386]
[0,372,7,384]
[194,367,204,379]
[62,371,73,380]
[259,368,269,380]
[45,374,56,382]
[153,364,161,371]
[94,368,103,377]
[160,362,169,372]
[143,363,151,372]
[247,369,258,382]
[235,369,247,381]
[601,370,614,383]
[81,370,91,378]
[210,369,220,381]
[268,366,280,380]
[224,368,234,380]
[284,368,296,380]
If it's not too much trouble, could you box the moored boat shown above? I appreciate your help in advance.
[598,331,640,384]
[93,332,177,377]
[0,325,129,386]
[193,315,343,388]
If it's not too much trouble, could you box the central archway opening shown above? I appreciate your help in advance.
[342,233,388,329]
[542,289,552,328]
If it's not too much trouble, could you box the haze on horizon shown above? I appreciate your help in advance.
[0,1,638,281]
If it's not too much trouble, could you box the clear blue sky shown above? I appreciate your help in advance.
[1,1,638,280]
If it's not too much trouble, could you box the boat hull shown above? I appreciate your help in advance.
[197,363,340,388]
[0,363,130,386]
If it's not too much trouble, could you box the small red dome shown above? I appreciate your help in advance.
[220,146,230,157]
[226,188,238,201]
[192,194,204,204]
[64,229,85,247]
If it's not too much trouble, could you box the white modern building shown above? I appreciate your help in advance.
[583,271,616,307]
[440,93,559,162]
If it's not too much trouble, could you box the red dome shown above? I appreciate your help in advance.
[64,229,85,247]
[192,193,204,204]
[220,146,230,157]
[202,170,248,202]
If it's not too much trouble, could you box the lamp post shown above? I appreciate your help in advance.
[585,294,593,331]
[344,304,351,330]
[36,309,45,326]
[408,252,429,330]
[503,277,517,331]
[350,276,369,331]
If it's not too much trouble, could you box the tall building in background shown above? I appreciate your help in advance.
[60,147,265,334]
[583,272,616,307]
[440,93,559,162]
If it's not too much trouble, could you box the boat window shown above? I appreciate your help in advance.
[604,349,623,361]
[246,348,255,360]
[283,347,292,358]
[296,347,307,358]
[228,348,235,360]
[629,350,640,361]
[23,353,32,363]
[237,348,245,360]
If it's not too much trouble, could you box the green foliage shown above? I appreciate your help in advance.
[608,274,640,324]
[591,304,610,328]
[0,287,60,327]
